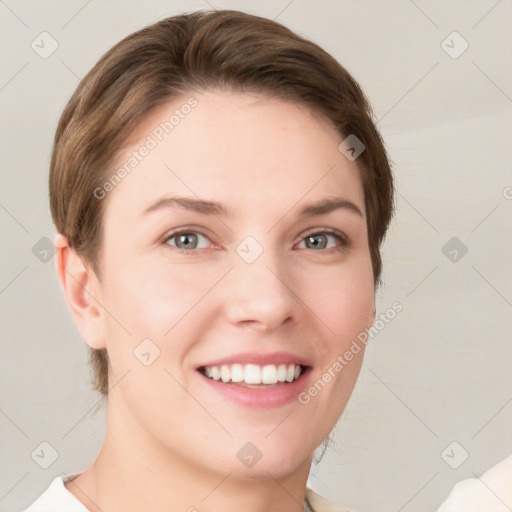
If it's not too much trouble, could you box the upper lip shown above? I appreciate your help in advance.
[196,351,312,369]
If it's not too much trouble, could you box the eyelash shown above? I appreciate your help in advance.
[163,227,349,256]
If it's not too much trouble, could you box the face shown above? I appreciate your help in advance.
[90,89,375,479]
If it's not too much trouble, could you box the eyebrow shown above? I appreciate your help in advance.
[142,195,363,218]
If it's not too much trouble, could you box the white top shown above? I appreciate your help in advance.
[21,473,87,511]
[23,455,512,512]
[436,453,512,512]
[22,473,352,512]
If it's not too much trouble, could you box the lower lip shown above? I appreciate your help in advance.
[198,369,311,408]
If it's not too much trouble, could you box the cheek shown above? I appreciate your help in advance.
[103,259,212,332]
[306,259,375,345]
[100,259,242,392]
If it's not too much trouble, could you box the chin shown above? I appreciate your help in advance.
[212,434,315,481]
[226,452,311,481]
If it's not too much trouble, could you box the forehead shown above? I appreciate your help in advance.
[104,90,364,220]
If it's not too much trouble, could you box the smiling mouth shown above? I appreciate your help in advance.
[198,363,307,388]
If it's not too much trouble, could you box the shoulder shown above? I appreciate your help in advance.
[436,454,512,512]
[21,473,87,512]
[306,487,356,512]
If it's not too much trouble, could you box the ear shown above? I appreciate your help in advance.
[54,233,106,350]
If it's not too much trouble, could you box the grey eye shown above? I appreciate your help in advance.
[305,233,329,249]
[298,231,345,250]
[165,231,210,250]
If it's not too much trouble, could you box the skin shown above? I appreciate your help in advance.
[55,89,375,512]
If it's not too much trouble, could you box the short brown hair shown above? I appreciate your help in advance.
[50,9,394,396]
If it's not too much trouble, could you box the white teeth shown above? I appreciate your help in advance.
[261,364,277,384]
[277,364,287,382]
[202,363,303,385]
[220,365,231,383]
[231,364,244,382]
[244,364,262,384]
[210,366,221,380]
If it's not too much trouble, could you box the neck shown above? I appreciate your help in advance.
[66,397,312,512]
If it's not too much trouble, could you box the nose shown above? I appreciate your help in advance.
[223,246,298,332]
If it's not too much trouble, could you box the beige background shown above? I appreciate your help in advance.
[1,1,511,511]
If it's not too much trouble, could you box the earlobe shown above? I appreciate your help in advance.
[54,233,106,350]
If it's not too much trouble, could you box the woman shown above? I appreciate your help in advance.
[23,9,394,511]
